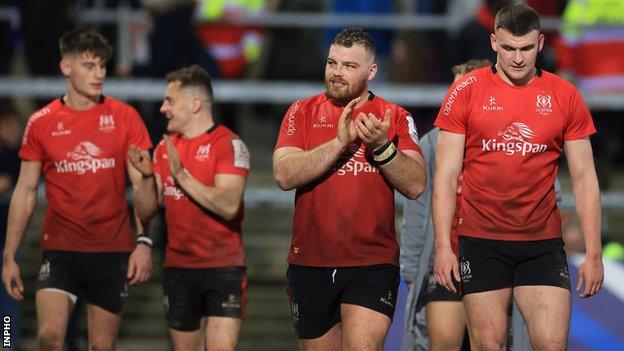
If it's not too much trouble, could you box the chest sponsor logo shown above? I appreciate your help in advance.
[195,143,211,161]
[54,141,116,175]
[313,115,334,129]
[99,114,115,132]
[51,122,71,137]
[162,175,185,200]
[332,143,379,176]
[481,122,547,156]
[443,75,477,116]
[536,95,552,116]
[483,96,504,112]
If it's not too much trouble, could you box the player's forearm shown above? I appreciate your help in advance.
[3,187,37,262]
[378,152,426,200]
[132,176,158,222]
[571,173,602,259]
[175,172,243,221]
[273,138,346,190]
[432,175,458,250]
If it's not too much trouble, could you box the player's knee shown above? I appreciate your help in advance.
[471,334,506,351]
[207,347,235,351]
[343,338,384,351]
[534,336,567,351]
[430,335,464,351]
[89,341,116,351]
[38,328,63,351]
[206,339,237,351]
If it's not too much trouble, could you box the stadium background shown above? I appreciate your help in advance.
[0,1,623,350]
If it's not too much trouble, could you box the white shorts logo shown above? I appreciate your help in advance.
[460,260,472,282]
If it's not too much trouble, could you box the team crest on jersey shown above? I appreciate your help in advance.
[51,122,71,137]
[195,143,211,161]
[99,114,115,132]
[535,94,553,116]
[481,122,547,156]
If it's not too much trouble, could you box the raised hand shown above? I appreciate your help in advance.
[164,135,184,180]
[128,145,153,177]
[355,108,391,150]
[337,97,361,145]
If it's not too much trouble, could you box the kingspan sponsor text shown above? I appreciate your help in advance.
[54,158,116,175]
[481,139,547,156]
[333,160,379,176]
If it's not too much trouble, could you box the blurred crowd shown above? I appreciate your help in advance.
[0,0,623,187]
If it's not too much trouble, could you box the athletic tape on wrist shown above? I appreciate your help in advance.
[136,235,153,248]
[373,140,392,156]
[373,142,397,163]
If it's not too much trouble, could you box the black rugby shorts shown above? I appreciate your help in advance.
[458,237,570,296]
[286,264,399,339]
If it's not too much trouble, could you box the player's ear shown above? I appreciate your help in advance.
[368,63,378,81]
[191,97,202,114]
[60,58,71,78]
[490,33,498,53]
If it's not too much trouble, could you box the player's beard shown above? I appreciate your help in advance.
[325,75,367,105]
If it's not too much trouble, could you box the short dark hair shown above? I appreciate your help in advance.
[165,65,214,101]
[452,59,492,76]
[331,27,376,56]
[495,2,540,36]
[59,28,113,61]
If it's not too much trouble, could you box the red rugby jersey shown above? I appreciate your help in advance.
[153,125,250,268]
[19,97,152,252]
[275,92,422,267]
[435,66,595,241]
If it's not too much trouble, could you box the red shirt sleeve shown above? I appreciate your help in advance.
[19,111,44,161]
[564,90,596,140]
[275,100,305,150]
[434,75,477,134]
[215,137,250,177]
[126,107,153,150]
[394,108,423,156]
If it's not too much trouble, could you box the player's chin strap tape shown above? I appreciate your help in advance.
[136,234,153,248]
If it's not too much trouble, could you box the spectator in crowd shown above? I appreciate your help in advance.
[556,0,624,188]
